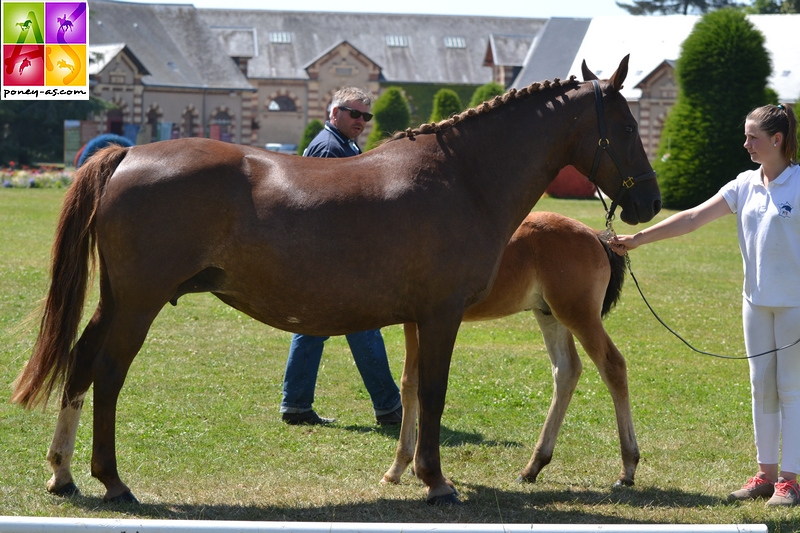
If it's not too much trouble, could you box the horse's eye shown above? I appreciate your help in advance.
[625,126,634,134]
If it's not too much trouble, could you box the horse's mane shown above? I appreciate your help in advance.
[389,75,580,142]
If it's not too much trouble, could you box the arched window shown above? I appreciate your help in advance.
[182,108,196,137]
[268,96,297,112]
[210,111,232,142]
[146,108,161,143]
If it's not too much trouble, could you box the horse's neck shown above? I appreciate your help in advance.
[446,90,585,239]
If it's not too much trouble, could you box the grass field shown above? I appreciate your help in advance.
[1,188,798,530]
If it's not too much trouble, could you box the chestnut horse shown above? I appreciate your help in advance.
[11,56,659,505]
[382,212,639,489]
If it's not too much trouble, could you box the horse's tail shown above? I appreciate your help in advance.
[597,233,627,318]
[11,145,129,409]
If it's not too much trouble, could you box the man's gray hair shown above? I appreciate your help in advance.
[330,87,374,118]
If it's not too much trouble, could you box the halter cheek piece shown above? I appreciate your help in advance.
[586,79,657,225]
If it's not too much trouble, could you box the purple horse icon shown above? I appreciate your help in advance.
[57,15,73,32]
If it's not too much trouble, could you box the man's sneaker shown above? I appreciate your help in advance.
[766,478,800,507]
[376,405,402,426]
[282,410,335,426]
[728,472,774,501]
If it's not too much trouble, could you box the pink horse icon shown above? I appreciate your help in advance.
[19,57,31,75]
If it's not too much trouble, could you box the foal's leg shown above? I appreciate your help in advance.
[414,310,462,504]
[572,324,639,487]
[517,309,582,483]
[46,291,114,496]
[90,302,162,502]
[382,322,419,484]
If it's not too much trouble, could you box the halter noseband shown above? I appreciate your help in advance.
[586,79,657,226]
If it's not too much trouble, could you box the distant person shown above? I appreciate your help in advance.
[281,87,402,426]
[611,104,800,507]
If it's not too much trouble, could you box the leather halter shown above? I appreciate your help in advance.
[586,79,657,224]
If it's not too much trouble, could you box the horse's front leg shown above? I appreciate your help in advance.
[382,322,420,484]
[517,310,581,483]
[414,310,462,505]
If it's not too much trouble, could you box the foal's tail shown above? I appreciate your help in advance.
[597,234,627,317]
[11,145,129,409]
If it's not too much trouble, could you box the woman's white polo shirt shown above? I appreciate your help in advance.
[720,163,800,306]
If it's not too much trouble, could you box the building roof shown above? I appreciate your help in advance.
[89,0,254,90]
[196,9,547,84]
[563,14,800,103]
[512,17,592,88]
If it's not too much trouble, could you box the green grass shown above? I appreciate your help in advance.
[0,189,797,529]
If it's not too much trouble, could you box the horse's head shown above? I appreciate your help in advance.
[575,55,661,225]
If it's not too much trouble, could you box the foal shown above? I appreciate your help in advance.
[383,211,639,487]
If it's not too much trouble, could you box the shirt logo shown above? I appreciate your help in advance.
[778,202,793,218]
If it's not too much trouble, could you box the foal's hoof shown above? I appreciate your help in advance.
[426,492,463,506]
[105,490,140,504]
[515,475,536,484]
[49,482,80,497]
[613,478,635,488]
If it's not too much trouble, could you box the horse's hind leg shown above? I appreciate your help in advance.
[573,325,639,487]
[517,309,582,483]
[46,296,113,496]
[88,298,163,503]
[382,322,419,484]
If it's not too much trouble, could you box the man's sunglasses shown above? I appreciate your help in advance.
[338,106,373,122]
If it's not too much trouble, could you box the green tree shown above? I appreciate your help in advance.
[0,98,107,165]
[297,119,324,155]
[616,0,743,15]
[365,86,410,151]
[469,82,505,108]
[744,0,800,12]
[654,9,771,209]
[428,89,463,123]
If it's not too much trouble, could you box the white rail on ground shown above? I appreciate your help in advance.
[0,518,769,533]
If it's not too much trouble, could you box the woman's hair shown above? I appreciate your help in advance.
[747,103,798,164]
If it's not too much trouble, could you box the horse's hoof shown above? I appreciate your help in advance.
[613,479,635,488]
[49,482,80,497]
[515,475,536,484]
[105,491,140,504]
[426,492,462,506]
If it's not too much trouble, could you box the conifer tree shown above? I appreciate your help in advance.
[365,87,411,151]
[429,89,463,123]
[654,9,771,209]
[298,119,324,156]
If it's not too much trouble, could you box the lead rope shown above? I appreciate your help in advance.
[601,219,800,360]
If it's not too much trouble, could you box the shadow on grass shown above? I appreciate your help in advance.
[341,423,523,448]
[54,482,777,526]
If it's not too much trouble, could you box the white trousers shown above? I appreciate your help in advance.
[743,299,800,474]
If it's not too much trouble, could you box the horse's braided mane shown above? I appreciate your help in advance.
[390,75,580,142]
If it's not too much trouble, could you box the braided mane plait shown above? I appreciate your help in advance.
[392,75,579,141]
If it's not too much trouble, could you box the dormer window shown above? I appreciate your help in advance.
[386,35,408,48]
[269,31,292,44]
[444,36,466,49]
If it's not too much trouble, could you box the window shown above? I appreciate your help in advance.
[269,31,292,44]
[268,96,296,112]
[386,35,408,48]
[443,36,466,49]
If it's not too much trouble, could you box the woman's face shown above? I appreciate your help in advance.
[743,119,778,165]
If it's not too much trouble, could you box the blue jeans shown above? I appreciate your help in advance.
[280,329,401,416]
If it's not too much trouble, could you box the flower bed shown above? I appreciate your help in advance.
[1,164,74,189]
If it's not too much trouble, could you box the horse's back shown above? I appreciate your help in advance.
[463,212,610,322]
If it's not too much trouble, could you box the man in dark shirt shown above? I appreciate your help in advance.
[281,87,402,426]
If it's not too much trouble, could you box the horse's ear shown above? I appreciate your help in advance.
[581,60,598,81]
[608,54,630,92]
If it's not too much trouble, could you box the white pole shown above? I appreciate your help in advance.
[0,517,768,533]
